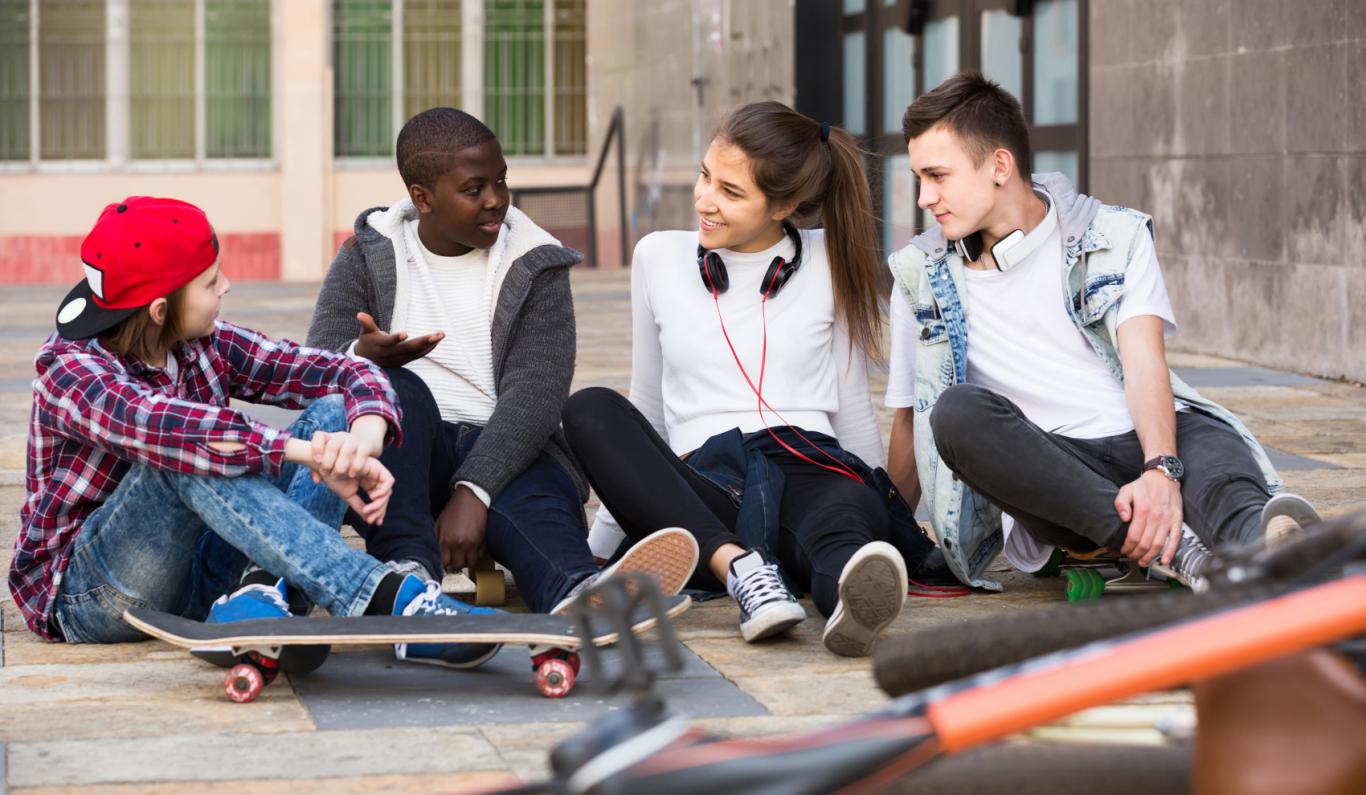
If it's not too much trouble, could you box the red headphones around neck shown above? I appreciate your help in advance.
[696,224,863,484]
[696,222,805,297]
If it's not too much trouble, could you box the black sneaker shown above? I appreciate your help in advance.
[726,549,806,642]
[1149,525,1215,593]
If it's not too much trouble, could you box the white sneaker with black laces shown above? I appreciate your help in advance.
[727,549,806,642]
[1149,524,1216,594]
[822,541,907,658]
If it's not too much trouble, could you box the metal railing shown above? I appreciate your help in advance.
[510,105,627,268]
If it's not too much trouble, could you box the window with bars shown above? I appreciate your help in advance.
[332,0,586,159]
[0,0,271,164]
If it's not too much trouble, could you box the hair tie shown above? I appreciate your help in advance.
[819,121,831,142]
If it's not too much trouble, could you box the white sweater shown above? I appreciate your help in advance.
[589,227,885,552]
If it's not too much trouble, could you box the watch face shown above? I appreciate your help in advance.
[1162,455,1184,480]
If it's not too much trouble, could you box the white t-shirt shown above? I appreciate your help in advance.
[885,197,1180,570]
[399,218,504,426]
[588,227,885,556]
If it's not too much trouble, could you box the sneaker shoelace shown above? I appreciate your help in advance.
[1172,532,1214,578]
[399,579,470,618]
[214,582,291,615]
[733,562,792,610]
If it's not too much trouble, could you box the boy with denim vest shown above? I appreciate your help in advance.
[883,73,1316,593]
[307,108,697,668]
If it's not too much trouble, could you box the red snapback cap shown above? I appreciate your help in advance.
[55,197,220,340]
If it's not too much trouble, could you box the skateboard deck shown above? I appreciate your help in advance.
[124,594,689,702]
[126,593,688,649]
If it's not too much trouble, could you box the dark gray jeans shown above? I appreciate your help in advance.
[929,384,1271,553]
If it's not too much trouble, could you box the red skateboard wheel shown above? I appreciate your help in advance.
[536,658,576,698]
[225,663,265,703]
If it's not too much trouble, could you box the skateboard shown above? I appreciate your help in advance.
[124,593,690,703]
[1034,550,1178,603]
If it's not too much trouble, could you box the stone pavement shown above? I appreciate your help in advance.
[1,272,1363,792]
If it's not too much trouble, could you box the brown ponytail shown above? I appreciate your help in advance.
[714,102,885,363]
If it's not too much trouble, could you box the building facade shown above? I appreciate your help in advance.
[2,0,1361,380]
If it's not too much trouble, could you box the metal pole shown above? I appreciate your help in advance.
[615,106,627,267]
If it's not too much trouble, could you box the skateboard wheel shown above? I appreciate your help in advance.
[1084,568,1105,600]
[536,658,576,698]
[1064,569,1086,603]
[473,556,506,607]
[225,664,264,703]
[247,651,281,685]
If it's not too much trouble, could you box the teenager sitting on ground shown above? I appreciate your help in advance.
[563,102,948,658]
[13,196,508,665]
[885,72,1317,593]
[307,108,698,669]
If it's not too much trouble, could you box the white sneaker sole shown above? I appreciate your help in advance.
[1261,493,1320,550]
[823,542,907,657]
[739,599,807,642]
[555,527,700,614]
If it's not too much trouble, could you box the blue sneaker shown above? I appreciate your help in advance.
[393,575,502,669]
[207,578,294,623]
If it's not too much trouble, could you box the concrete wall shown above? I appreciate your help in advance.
[586,0,794,265]
[1088,0,1366,381]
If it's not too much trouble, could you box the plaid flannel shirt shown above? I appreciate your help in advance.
[11,320,401,640]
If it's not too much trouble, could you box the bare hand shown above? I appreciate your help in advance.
[435,487,488,571]
[1114,470,1183,567]
[320,457,394,526]
[353,312,443,368]
[309,429,381,480]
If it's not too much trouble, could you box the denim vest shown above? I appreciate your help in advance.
[886,174,1282,590]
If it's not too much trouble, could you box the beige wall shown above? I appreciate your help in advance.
[1,0,599,282]
[586,0,795,265]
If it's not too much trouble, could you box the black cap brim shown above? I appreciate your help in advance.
[55,280,143,340]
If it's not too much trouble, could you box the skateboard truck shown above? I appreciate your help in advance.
[550,573,697,792]
[563,572,686,696]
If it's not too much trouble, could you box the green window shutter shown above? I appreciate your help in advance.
[205,0,272,158]
[403,0,461,120]
[485,0,543,156]
[38,0,106,160]
[333,0,393,157]
[130,0,195,160]
[551,0,583,155]
[0,0,29,161]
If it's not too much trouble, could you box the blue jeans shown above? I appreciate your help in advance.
[350,368,596,613]
[53,395,391,643]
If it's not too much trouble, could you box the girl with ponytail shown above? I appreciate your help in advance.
[563,101,940,657]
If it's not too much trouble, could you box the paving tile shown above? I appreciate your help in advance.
[6,727,500,789]
[1263,447,1340,472]
[1173,367,1326,388]
[12,773,514,795]
[293,645,765,730]
[1,742,6,795]
[732,670,886,716]
[0,659,314,743]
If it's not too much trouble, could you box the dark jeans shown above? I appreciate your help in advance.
[929,383,1271,553]
[562,387,891,617]
[352,368,596,613]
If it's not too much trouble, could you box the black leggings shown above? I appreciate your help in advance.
[562,387,891,617]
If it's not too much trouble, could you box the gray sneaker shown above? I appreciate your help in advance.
[727,549,806,642]
[1149,524,1216,593]
[822,542,907,657]
[1260,493,1321,550]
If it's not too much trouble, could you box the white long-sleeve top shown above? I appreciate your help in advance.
[588,227,884,553]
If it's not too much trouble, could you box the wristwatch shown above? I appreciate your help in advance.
[1143,455,1184,483]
